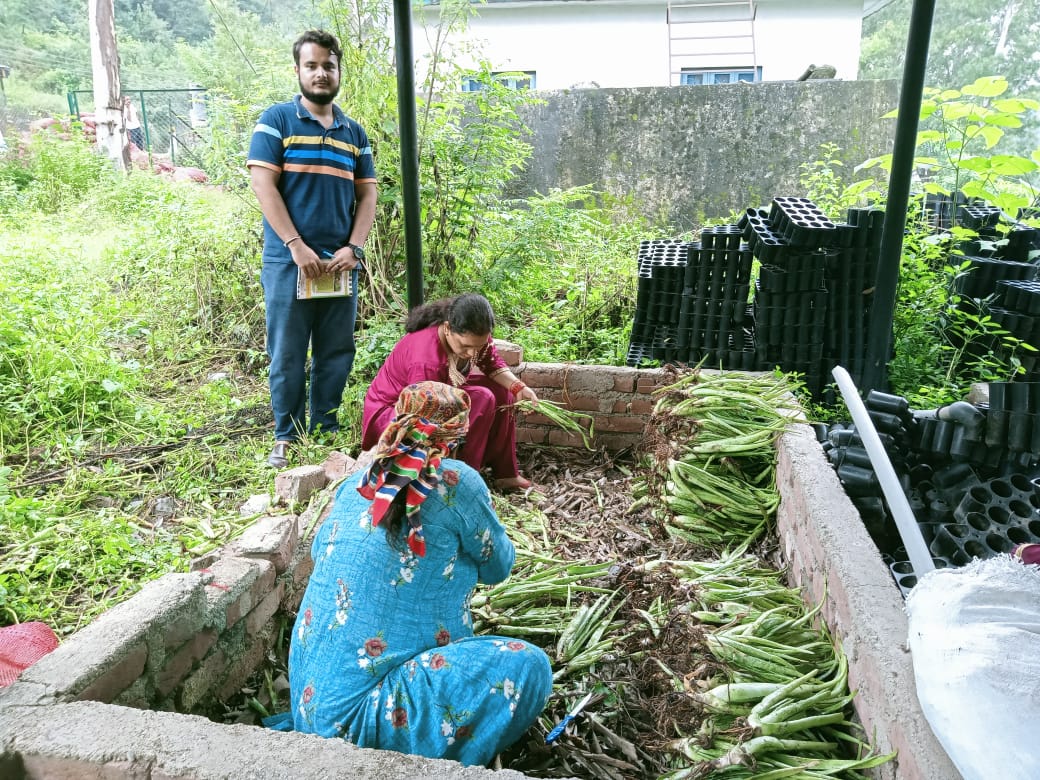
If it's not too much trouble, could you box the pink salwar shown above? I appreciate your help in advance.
[361,326,520,478]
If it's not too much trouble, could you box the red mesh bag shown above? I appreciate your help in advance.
[0,621,60,687]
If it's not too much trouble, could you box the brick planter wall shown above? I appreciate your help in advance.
[0,362,958,779]
[496,342,671,452]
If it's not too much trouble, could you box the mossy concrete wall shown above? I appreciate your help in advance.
[510,79,901,230]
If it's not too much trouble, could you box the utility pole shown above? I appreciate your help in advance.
[89,0,129,171]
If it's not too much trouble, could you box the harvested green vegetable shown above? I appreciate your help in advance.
[507,398,596,449]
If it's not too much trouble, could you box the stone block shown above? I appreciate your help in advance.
[493,338,523,366]
[199,557,275,631]
[239,493,271,516]
[322,450,358,482]
[274,465,328,506]
[19,574,205,701]
[227,514,299,574]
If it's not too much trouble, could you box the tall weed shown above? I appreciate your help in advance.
[458,187,651,363]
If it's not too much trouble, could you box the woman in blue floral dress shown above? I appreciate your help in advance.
[266,381,553,766]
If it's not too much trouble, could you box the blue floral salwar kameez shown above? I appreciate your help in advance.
[267,459,552,766]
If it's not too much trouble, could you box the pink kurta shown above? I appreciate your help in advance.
[361,326,519,478]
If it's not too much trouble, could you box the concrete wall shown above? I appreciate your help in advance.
[776,425,961,780]
[508,79,900,230]
[0,359,958,779]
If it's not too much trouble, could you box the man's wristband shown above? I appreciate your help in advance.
[284,235,302,248]
[509,380,526,396]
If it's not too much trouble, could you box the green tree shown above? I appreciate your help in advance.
[861,0,1040,94]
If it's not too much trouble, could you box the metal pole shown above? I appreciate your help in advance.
[138,90,150,152]
[393,0,425,309]
[862,0,936,393]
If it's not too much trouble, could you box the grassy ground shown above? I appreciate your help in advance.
[0,148,367,633]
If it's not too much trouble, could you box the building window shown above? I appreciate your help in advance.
[680,67,762,86]
[461,71,536,92]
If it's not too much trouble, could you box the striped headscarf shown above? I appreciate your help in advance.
[357,381,470,556]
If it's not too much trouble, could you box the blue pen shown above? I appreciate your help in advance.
[545,691,595,744]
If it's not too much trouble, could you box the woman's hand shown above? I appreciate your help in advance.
[518,385,538,405]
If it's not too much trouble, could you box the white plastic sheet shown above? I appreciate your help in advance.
[906,555,1040,780]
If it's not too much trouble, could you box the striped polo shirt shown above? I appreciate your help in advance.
[247,95,377,263]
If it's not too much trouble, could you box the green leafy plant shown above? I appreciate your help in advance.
[798,142,875,220]
[855,76,1040,405]
[859,76,1040,226]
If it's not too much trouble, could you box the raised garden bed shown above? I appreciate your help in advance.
[0,364,958,779]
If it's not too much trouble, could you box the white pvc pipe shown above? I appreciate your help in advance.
[832,366,935,578]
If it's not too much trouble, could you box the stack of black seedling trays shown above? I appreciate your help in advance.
[951,252,1039,377]
[984,382,1040,453]
[958,204,1002,231]
[1002,225,1040,262]
[954,253,1037,299]
[626,239,691,365]
[745,198,837,396]
[991,279,1040,377]
[678,224,755,367]
[821,207,884,385]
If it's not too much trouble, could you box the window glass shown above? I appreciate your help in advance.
[680,67,762,85]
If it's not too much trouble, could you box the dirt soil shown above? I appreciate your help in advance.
[493,444,727,779]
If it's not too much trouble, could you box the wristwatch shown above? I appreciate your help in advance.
[347,243,366,261]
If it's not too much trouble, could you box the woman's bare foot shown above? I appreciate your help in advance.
[493,475,533,492]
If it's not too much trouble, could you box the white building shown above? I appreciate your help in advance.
[412,0,868,90]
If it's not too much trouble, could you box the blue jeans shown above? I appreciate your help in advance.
[261,262,358,441]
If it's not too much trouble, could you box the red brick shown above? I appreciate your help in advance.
[322,450,357,482]
[636,375,666,394]
[613,374,636,392]
[558,394,603,412]
[155,629,218,697]
[218,634,269,702]
[245,583,285,636]
[594,432,644,452]
[520,412,555,427]
[531,387,565,404]
[518,365,565,390]
[547,429,589,449]
[494,339,523,366]
[595,415,649,433]
[516,426,548,444]
[611,398,655,415]
[177,645,227,712]
[274,464,327,505]
[162,613,206,649]
[76,643,148,703]
[202,558,276,630]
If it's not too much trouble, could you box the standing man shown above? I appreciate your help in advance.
[123,96,144,149]
[247,29,377,469]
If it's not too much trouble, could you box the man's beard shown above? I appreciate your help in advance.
[300,80,340,105]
